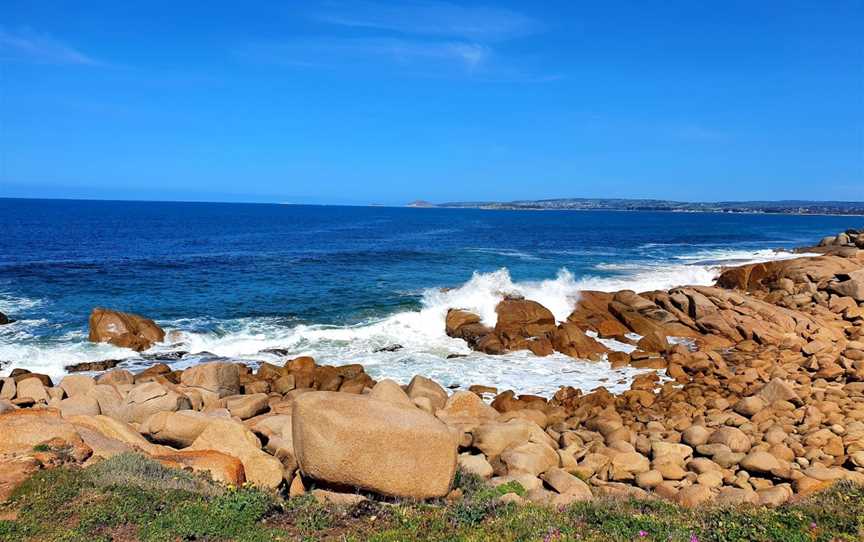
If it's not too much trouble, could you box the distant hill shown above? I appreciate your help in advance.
[407,198,864,215]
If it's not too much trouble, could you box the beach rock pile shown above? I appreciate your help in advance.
[0,357,460,500]
[819,228,864,249]
[446,298,608,359]
[1,228,864,509]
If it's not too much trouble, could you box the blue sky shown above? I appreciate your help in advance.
[1,1,862,204]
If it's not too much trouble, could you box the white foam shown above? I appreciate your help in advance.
[673,248,813,264]
[467,248,542,261]
[0,291,44,313]
[582,248,812,293]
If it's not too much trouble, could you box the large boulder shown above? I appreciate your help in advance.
[292,391,457,499]
[550,323,609,360]
[188,419,284,488]
[500,441,558,476]
[153,450,246,486]
[59,395,101,418]
[15,377,49,403]
[0,409,89,457]
[406,375,448,411]
[472,419,534,457]
[88,308,165,351]
[69,414,167,457]
[140,410,218,448]
[120,382,191,424]
[830,269,864,301]
[436,391,499,424]
[369,379,414,406]
[180,362,241,398]
[494,298,556,340]
[445,309,482,337]
[59,375,96,398]
[225,394,269,419]
[708,427,752,453]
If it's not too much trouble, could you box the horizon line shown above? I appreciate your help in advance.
[3,195,864,206]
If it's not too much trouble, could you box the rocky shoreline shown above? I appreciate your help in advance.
[2,228,864,510]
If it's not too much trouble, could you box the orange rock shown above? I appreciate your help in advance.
[153,450,246,486]
[88,308,165,351]
[494,298,556,339]
[550,323,609,360]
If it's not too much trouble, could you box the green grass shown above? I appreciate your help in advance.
[1,455,862,541]
[0,453,281,542]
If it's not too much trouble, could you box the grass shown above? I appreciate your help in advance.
[0,454,862,541]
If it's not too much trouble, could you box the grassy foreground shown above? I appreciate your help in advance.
[0,454,862,542]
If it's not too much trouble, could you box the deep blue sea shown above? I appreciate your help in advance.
[0,198,858,394]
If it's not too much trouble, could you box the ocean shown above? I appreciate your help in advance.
[0,198,857,395]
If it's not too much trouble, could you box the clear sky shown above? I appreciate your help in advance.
[1,1,862,205]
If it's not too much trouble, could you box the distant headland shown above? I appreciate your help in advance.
[407,198,864,215]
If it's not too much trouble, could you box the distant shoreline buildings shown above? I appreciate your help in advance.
[407,198,864,216]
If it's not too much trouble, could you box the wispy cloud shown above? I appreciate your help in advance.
[238,37,491,71]
[0,28,101,66]
[237,2,552,80]
[311,0,540,42]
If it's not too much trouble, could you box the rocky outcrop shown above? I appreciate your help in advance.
[818,228,864,249]
[716,255,860,292]
[446,298,606,359]
[88,308,165,351]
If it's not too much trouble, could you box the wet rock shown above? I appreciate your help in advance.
[88,308,165,352]
[495,298,556,342]
[259,348,291,357]
[373,344,403,352]
[550,323,609,360]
